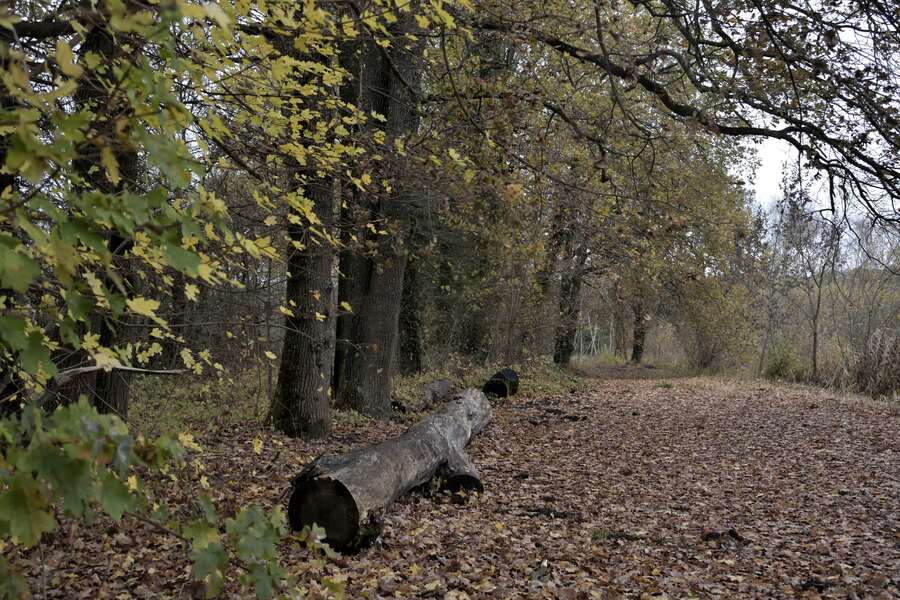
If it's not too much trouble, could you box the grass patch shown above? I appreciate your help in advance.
[393,355,589,414]
[130,355,591,435]
[129,369,267,437]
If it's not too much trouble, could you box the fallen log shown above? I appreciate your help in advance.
[288,388,491,550]
[422,378,453,406]
[482,367,519,397]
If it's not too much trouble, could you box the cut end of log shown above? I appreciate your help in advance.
[288,477,362,550]
[441,472,484,495]
[482,368,520,397]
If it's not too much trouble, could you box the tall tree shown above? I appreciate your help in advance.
[335,20,424,417]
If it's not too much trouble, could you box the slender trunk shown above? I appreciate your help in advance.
[553,269,583,367]
[398,259,423,374]
[162,271,187,369]
[331,37,361,398]
[612,281,628,358]
[271,177,335,438]
[333,240,353,395]
[811,288,822,380]
[631,298,646,364]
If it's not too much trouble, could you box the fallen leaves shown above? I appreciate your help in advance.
[5,371,900,598]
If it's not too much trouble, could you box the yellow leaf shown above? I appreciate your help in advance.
[200,476,210,489]
[252,438,263,454]
[127,297,160,317]
[100,146,121,186]
[263,215,278,226]
[185,283,199,301]
[314,312,326,321]
[202,2,231,28]
[178,432,202,452]
[264,350,277,360]
[340,301,353,312]
[55,39,83,78]
[127,475,139,492]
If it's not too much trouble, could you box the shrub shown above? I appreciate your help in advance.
[677,279,757,372]
[854,329,900,398]
[764,340,801,380]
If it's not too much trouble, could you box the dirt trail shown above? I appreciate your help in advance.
[358,373,900,599]
[9,372,900,598]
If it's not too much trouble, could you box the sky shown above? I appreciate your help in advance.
[753,138,794,210]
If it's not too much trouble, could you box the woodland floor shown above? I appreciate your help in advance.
[9,367,900,599]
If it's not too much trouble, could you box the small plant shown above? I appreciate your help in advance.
[0,399,296,599]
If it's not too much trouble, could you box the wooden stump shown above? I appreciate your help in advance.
[482,368,519,397]
[288,388,491,550]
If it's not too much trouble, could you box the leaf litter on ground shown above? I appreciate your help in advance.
[6,369,900,599]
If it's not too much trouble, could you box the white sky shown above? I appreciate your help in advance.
[753,138,795,209]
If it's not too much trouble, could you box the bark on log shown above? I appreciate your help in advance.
[482,368,519,397]
[288,388,490,550]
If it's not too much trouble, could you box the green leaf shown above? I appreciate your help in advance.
[19,331,57,377]
[184,520,228,597]
[190,542,227,597]
[98,471,134,521]
[20,443,93,517]
[0,474,57,547]
[164,243,201,276]
[0,315,28,350]
[0,244,39,293]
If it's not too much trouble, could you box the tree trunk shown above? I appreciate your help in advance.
[553,269,583,366]
[398,259,423,374]
[332,241,353,396]
[335,250,407,418]
[271,177,335,438]
[72,24,140,417]
[331,35,362,398]
[0,65,24,416]
[334,23,422,416]
[810,272,825,381]
[631,298,646,364]
[288,388,491,550]
[811,306,820,381]
[162,270,187,369]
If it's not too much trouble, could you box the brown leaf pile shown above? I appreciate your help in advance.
[7,371,900,599]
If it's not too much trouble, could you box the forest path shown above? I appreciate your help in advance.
[357,372,900,599]
[10,373,900,598]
